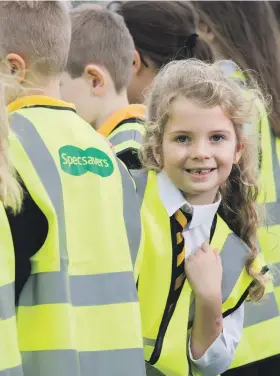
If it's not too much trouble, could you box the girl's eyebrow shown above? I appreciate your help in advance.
[208,129,231,135]
[168,129,232,135]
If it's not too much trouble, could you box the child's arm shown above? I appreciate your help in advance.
[185,242,223,358]
[191,292,223,360]
[188,306,244,375]
[185,242,243,374]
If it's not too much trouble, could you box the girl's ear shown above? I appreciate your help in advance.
[233,142,245,164]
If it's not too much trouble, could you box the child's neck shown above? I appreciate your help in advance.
[18,82,60,99]
[183,190,220,206]
[93,91,129,131]
[17,75,61,101]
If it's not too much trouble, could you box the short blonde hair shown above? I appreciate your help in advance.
[140,59,267,302]
[66,4,135,92]
[0,1,71,77]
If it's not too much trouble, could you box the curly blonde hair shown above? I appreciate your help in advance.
[139,59,267,301]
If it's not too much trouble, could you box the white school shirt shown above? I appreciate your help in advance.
[157,171,244,376]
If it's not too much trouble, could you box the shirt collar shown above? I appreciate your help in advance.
[157,170,221,229]
[98,104,146,137]
[8,95,76,113]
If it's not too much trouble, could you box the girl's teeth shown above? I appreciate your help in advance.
[189,169,211,174]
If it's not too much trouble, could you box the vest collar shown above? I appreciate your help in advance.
[98,104,146,137]
[8,95,76,113]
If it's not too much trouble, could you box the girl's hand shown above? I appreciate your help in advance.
[185,241,223,300]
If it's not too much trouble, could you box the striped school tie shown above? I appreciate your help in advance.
[171,209,191,301]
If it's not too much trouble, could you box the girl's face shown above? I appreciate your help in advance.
[161,97,243,205]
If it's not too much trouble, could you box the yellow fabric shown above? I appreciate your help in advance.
[137,171,258,375]
[9,97,144,362]
[0,205,22,372]
[222,63,280,369]
[18,303,143,352]
[231,279,280,368]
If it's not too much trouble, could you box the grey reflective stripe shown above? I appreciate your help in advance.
[220,233,249,300]
[19,271,138,306]
[188,233,249,328]
[266,202,280,226]
[109,130,143,147]
[11,113,68,267]
[0,282,15,319]
[270,127,280,201]
[244,291,280,327]
[264,127,280,225]
[130,169,148,207]
[144,338,156,347]
[146,362,165,376]
[117,159,142,267]
[22,349,146,376]
[0,366,24,376]
[273,262,280,287]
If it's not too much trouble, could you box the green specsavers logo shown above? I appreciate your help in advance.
[59,145,114,177]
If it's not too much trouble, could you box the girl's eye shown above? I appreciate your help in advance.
[211,134,225,142]
[175,135,190,144]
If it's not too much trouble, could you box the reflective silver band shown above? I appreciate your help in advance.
[0,365,24,376]
[19,271,138,306]
[0,282,15,319]
[117,159,142,267]
[130,169,148,207]
[244,291,280,327]
[11,113,68,266]
[21,349,146,376]
[265,202,280,226]
[110,130,143,147]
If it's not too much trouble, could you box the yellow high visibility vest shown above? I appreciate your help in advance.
[132,169,264,376]
[98,104,146,169]
[219,61,280,370]
[7,96,146,376]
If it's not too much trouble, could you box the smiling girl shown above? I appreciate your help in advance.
[132,59,268,376]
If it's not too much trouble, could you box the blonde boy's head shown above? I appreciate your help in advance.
[66,4,134,92]
[0,1,71,85]
[60,4,134,126]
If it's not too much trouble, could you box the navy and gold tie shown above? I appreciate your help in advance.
[169,208,191,308]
